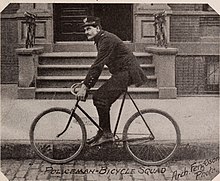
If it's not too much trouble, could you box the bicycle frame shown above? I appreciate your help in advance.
[57,91,155,139]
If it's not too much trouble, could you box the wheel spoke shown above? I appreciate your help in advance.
[159,144,172,157]
[135,144,148,158]
[155,145,167,161]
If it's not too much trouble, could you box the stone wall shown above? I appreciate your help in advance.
[170,16,200,42]
[1,4,19,83]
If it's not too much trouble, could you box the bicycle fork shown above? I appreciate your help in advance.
[56,100,80,138]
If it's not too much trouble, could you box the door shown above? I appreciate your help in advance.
[54,4,93,41]
[54,4,132,42]
[93,4,132,41]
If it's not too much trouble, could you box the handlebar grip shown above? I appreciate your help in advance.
[70,83,82,96]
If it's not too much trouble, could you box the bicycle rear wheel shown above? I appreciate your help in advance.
[30,107,86,164]
[123,109,180,166]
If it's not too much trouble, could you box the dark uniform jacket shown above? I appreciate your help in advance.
[83,30,147,89]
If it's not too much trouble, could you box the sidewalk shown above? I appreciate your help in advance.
[1,84,219,160]
[1,158,219,181]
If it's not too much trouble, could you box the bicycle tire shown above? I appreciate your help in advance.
[30,107,86,164]
[123,109,181,166]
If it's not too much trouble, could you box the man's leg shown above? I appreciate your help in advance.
[90,71,129,145]
[86,99,110,144]
[96,106,111,133]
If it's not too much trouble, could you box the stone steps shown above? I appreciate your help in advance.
[36,75,157,88]
[35,87,159,99]
[39,52,153,65]
[35,52,158,99]
[37,64,155,76]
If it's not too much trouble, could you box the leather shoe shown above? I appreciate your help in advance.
[90,132,114,147]
[86,130,103,144]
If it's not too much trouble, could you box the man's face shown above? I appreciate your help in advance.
[84,26,100,40]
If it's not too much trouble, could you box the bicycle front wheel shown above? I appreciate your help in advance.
[30,107,86,164]
[123,109,180,166]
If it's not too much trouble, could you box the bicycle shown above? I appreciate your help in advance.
[30,83,181,166]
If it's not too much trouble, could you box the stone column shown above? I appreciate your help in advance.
[16,47,44,99]
[146,47,178,99]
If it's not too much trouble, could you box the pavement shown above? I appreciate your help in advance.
[0,84,219,159]
[1,158,219,181]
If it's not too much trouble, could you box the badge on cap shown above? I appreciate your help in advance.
[83,18,87,23]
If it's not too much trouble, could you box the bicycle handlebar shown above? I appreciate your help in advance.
[70,82,83,96]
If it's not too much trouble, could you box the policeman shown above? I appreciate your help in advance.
[77,16,147,146]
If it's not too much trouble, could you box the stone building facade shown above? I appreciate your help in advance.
[1,3,219,95]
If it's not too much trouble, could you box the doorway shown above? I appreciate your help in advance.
[53,4,133,42]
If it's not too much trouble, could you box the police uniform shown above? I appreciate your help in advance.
[82,28,147,133]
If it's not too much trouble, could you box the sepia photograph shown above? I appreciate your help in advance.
[0,2,219,181]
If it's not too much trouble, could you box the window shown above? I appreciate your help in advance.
[206,56,219,93]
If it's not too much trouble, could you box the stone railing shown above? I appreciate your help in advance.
[146,47,178,99]
[16,47,44,99]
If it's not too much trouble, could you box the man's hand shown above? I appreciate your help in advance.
[76,84,88,101]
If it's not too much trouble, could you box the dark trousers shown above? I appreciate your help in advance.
[93,71,129,133]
